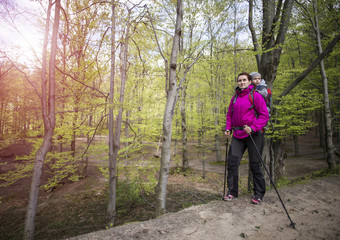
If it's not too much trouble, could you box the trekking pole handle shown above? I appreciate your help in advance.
[243,125,253,135]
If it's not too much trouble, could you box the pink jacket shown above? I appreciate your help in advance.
[225,85,269,139]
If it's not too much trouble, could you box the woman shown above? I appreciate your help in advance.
[224,72,269,204]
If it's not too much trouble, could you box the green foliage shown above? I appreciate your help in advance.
[0,160,33,187]
[0,137,19,151]
[182,202,193,208]
[0,137,83,191]
[119,155,159,196]
[0,138,40,187]
[276,177,292,188]
[240,232,247,238]
[298,164,340,180]
[42,150,80,191]
[116,180,144,209]
[271,87,321,139]
[277,0,340,140]
[97,139,159,198]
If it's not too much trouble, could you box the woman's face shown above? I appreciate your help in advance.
[237,75,251,89]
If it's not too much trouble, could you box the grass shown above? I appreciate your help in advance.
[294,163,340,182]
[265,164,340,191]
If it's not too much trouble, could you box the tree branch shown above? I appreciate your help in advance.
[56,66,107,98]
[145,4,169,93]
[248,0,260,68]
[275,0,294,46]
[278,34,340,100]
[3,54,41,99]
[0,63,13,78]
[80,113,108,159]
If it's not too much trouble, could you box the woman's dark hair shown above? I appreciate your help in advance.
[237,72,251,81]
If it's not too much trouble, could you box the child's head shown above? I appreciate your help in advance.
[250,72,261,86]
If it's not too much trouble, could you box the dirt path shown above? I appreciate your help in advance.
[68,175,340,240]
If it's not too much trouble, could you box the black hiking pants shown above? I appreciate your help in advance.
[227,132,266,198]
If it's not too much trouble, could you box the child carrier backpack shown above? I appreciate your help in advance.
[264,88,273,115]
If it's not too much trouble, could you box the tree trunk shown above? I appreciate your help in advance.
[107,1,116,227]
[108,7,130,227]
[83,114,93,176]
[125,111,130,148]
[181,83,188,170]
[294,135,299,157]
[262,138,272,185]
[24,1,60,239]
[249,0,294,183]
[71,107,77,158]
[0,101,3,137]
[312,1,337,168]
[155,0,183,216]
[248,0,260,68]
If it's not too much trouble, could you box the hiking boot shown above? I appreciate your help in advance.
[223,194,237,201]
[251,195,262,205]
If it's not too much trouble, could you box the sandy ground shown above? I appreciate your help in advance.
[68,175,340,240]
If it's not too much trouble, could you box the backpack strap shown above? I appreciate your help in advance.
[231,89,258,118]
[231,94,238,113]
[248,88,258,118]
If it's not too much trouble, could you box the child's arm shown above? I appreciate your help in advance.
[256,86,268,97]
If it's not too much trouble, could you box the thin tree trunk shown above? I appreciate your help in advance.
[125,111,129,148]
[108,7,130,227]
[313,0,337,168]
[107,1,116,227]
[181,83,188,170]
[248,0,260,68]
[155,0,183,216]
[83,114,93,176]
[211,30,222,163]
[0,101,3,137]
[71,106,77,158]
[24,1,60,239]
[173,108,178,163]
[294,135,299,157]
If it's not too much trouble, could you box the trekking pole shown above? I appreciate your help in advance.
[249,134,296,229]
[222,137,229,200]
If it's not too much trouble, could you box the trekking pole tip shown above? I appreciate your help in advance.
[290,222,296,229]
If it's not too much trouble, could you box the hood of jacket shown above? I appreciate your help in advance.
[234,84,254,97]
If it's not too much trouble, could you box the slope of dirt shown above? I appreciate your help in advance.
[68,175,340,240]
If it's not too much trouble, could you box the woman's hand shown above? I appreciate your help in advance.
[225,130,231,138]
[244,125,253,135]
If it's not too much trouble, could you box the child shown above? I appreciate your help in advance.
[250,72,271,115]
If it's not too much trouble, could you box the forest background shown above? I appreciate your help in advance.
[0,0,339,239]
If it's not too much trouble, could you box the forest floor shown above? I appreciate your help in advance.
[0,130,339,240]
